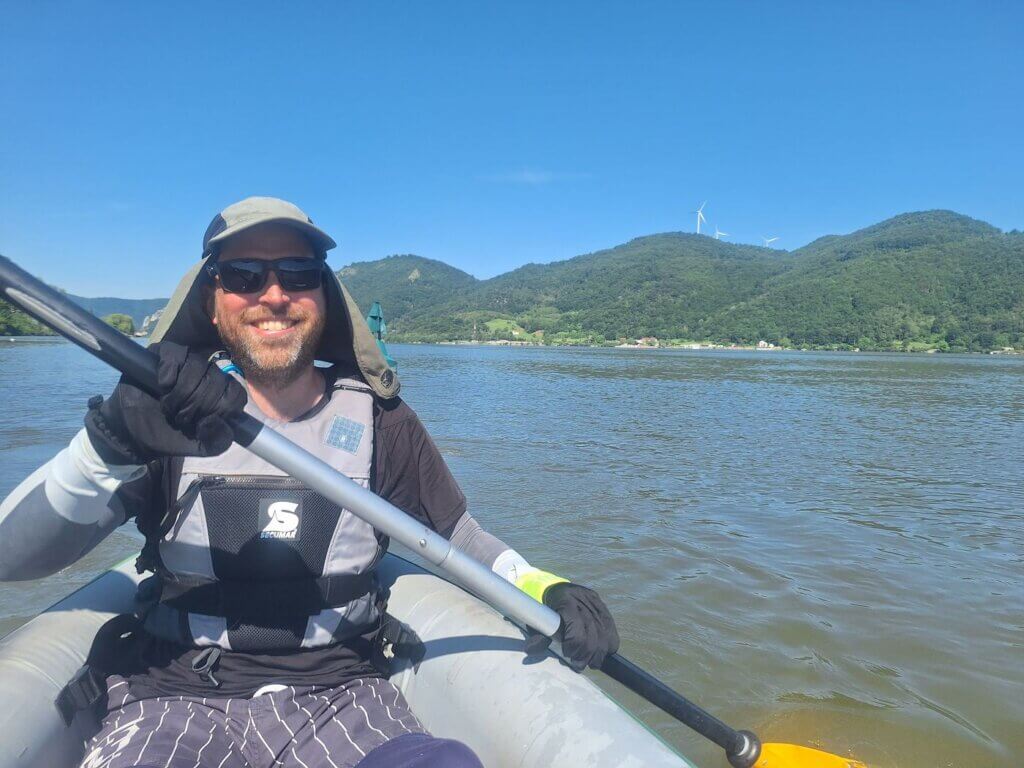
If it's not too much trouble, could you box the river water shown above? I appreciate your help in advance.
[0,339,1021,768]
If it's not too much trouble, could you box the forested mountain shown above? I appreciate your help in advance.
[337,211,1024,352]
[338,254,478,318]
[701,212,1023,350]
[399,234,794,342]
[0,292,168,337]
[66,294,168,328]
[338,255,482,339]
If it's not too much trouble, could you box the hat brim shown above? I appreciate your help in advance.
[205,216,337,256]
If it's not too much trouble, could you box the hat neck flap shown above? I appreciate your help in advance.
[149,259,400,399]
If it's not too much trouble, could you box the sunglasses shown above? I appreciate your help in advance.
[206,257,326,294]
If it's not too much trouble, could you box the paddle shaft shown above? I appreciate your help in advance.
[0,253,763,768]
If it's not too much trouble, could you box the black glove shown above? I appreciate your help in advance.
[543,582,620,671]
[85,342,247,464]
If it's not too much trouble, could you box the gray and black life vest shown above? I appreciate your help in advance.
[138,372,384,652]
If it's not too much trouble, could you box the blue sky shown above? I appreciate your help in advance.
[2,1,1021,298]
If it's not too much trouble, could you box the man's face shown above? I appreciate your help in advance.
[210,223,327,385]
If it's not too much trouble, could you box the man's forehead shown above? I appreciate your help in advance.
[217,223,316,261]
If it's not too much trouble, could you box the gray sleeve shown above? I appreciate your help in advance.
[0,429,146,581]
[448,511,538,584]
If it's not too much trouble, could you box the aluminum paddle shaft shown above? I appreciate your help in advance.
[0,254,560,638]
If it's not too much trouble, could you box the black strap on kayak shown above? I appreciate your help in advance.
[55,665,107,728]
[161,571,376,618]
[55,613,142,727]
[375,613,425,671]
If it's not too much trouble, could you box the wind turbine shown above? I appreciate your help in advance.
[762,235,779,247]
[693,201,707,234]
[714,227,729,240]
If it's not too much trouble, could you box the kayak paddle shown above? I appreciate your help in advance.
[0,254,866,768]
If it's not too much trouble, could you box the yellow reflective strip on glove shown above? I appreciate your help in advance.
[515,569,569,603]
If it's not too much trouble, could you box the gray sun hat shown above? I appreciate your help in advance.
[202,196,337,257]
[148,197,400,399]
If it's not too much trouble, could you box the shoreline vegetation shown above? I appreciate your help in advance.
[2,334,1019,356]
[101,313,135,335]
[425,338,1023,354]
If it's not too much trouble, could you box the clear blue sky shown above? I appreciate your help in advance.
[2,1,1021,298]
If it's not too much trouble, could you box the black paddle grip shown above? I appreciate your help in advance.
[601,653,761,766]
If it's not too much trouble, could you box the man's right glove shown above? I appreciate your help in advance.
[85,342,247,465]
[518,570,621,671]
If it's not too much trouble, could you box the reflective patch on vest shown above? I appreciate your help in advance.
[326,415,365,454]
[260,498,302,540]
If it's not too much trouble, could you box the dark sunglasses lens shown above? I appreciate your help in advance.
[276,259,324,291]
[218,261,267,293]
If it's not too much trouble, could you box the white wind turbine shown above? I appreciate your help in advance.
[762,235,779,247]
[714,226,729,240]
[693,201,707,234]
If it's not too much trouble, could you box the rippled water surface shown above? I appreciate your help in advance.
[1,339,1021,768]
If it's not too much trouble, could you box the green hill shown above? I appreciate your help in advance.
[702,212,1023,350]
[0,291,168,338]
[338,211,1024,352]
[102,313,135,335]
[441,234,793,343]
[338,255,478,320]
[66,294,167,328]
[0,300,53,336]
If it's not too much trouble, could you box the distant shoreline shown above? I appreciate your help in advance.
[5,334,1019,357]
[398,339,1023,356]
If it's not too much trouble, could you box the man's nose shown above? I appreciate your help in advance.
[258,272,290,306]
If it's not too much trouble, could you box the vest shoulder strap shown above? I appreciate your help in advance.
[135,457,183,574]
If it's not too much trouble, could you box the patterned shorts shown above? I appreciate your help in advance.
[80,674,443,768]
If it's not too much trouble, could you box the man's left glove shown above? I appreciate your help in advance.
[518,571,620,671]
[85,342,247,465]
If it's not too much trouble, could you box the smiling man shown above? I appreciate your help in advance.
[207,224,327,394]
[205,223,333,420]
[0,197,620,768]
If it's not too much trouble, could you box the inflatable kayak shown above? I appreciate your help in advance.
[0,550,695,768]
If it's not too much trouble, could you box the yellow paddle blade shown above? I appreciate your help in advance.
[753,742,867,768]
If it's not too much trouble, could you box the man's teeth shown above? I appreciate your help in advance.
[255,319,296,331]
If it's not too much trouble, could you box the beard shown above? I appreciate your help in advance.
[215,305,326,387]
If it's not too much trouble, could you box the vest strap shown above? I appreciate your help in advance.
[162,571,376,619]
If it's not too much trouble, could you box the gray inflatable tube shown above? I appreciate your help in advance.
[0,552,695,768]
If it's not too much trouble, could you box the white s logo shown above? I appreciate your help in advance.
[263,501,299,538]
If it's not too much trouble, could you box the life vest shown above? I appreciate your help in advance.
[136,373,383,652]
